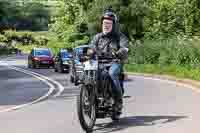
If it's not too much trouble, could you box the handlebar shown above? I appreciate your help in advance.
[96,55,120,63]
[80,49,120,63]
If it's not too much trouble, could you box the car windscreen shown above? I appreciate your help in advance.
[75,47,88,56]
[35,50,51,56]
[61,52,72,58]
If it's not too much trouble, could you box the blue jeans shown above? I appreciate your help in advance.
[109,63,123,103]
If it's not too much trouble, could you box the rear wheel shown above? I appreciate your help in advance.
[111,113,121,121]
[65,68,70,74]
[74,78,79,86]
[27,62,31,68]
[32,62,36,69]
[58,63,64,73]
[54,65,58,72]
[77,85,96,132]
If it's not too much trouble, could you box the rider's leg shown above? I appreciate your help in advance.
[109,63,123,113]
[120,77,124,95]
[119,66,124,95]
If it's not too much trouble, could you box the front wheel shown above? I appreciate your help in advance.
[70,75,74,83]
[77,85,96,132]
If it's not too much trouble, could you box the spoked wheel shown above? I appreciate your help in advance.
[77,84,96,132]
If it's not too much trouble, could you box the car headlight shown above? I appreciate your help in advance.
[63,61,69,65]
[68,60,72,64]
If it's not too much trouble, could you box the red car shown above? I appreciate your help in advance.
[28,48,54,69]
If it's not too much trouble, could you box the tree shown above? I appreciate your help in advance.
[50,0,200,44]
[0,0,51,31]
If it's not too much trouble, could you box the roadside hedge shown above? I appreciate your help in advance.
[129,36,200,68]
[1,31,49,46]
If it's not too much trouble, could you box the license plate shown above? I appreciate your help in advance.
[42,61,49,64]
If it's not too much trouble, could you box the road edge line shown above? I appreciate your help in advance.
[0,64,55,113]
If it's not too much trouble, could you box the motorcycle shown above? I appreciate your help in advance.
[77,51,124,132]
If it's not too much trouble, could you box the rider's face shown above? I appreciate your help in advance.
[102,19,113,34]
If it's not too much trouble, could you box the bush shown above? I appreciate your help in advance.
[130,36,200,68]
[3,30,50,46]
[0,47,19,55]
[34,36,49,46]
[0,34,7,42]
[4,30,33,44]
[4,30,19,42]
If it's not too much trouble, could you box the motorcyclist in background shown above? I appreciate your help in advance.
[89,8,129,119]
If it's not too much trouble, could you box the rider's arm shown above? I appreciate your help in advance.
[88,33,102,51]
[88,33,104,57]
[116,33,129,59]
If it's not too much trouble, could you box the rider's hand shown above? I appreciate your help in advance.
[111,51,118,58]
[115,50,123,58]
[111,51,116,57]
[87,48,94,56]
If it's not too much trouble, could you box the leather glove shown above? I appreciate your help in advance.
[87,48,94,56]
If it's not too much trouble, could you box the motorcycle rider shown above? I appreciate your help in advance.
[89,8,129,119]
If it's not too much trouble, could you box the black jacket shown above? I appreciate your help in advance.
[89,32,129,63]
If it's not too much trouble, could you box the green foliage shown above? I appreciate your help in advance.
[130,36,200,68]
[125,64,200,81]
[49,0,90,48]
[47,39,66,54]
[3,30,49,46]
[0,34,7,42]
[50,0,200,43]
[0,0,52,31]
[4,31,19,42]
[47,0,200,74]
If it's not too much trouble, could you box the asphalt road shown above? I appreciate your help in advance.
[0,55,200,133]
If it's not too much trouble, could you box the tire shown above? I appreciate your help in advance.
[54,68,58,72]
[111,113,120,121]
[77,85,96,132]
[58,63,64,73]
[28,62,31,68]
[32,62,36,69]
[70,75,74,83]
[35,62,40,69]
[74,78,79,86]
[65,68,70,74]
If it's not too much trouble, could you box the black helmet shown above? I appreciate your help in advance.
[101,7,118,24]
[101,7,119,36]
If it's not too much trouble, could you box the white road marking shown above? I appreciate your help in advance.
[1,58,65,98]
[0,63,55,113]
[0,60,65,112]
[9,65,65,98]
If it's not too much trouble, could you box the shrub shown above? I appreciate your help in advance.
[0,34,7,42]
[130,36,200,68]
[3,30,50,46]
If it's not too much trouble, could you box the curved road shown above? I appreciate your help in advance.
[0,55,200,133]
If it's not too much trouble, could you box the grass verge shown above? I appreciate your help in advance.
[125,64,200,81]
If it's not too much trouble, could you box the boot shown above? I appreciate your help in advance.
[112,98,123,120]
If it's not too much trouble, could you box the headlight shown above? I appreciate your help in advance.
[63,61,69,65]
[75,64,84,71]
[69,60,72,64]
[76,65,84,69]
